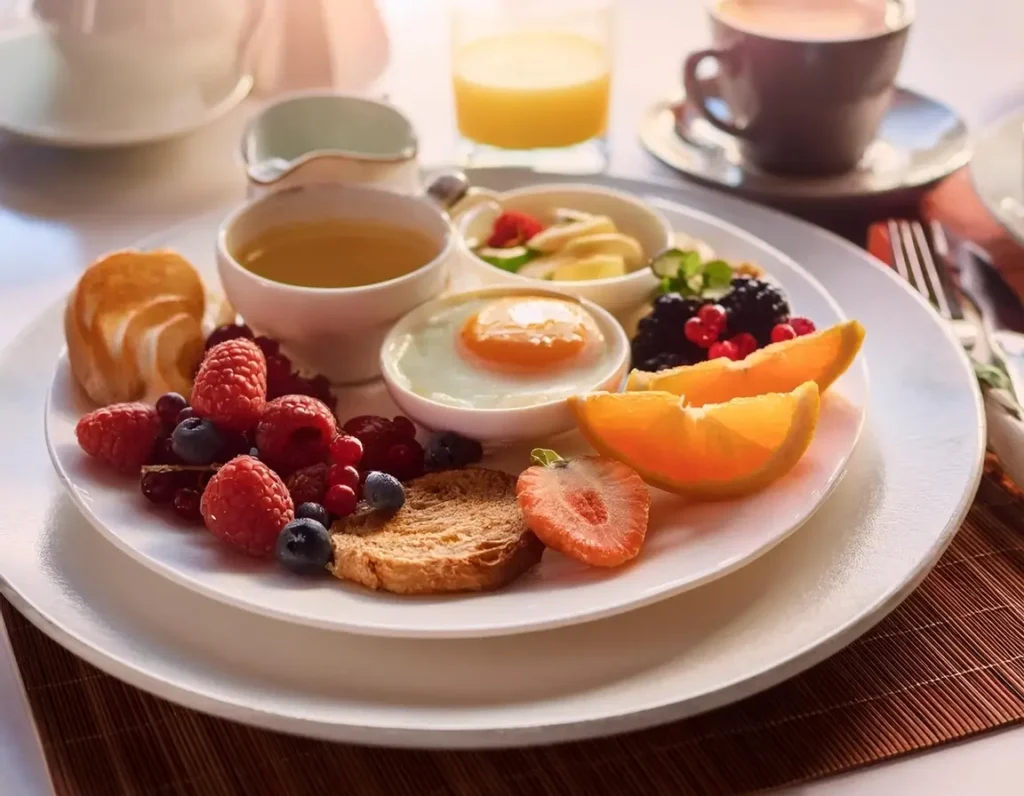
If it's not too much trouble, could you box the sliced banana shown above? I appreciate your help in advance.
[552,254,627,281]
[562,233,645,270]
[526,215,616,253]
[516,254,565,280]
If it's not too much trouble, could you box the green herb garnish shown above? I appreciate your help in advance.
[651,248,734,298]
[475,245,538,273]
[530,448,565,467]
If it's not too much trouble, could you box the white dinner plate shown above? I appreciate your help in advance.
[44,200,866,638]
[0,172,984,747]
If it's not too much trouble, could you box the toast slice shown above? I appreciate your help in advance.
[329,468,545,595]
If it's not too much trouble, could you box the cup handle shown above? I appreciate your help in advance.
[425,170,502,219]
[682,48,747,139]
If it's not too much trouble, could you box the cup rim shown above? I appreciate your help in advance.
[238,91,419,181]
[379,284,630,417]
[456,182,672,288]
[704,0,915,43]
[216,182,453,297]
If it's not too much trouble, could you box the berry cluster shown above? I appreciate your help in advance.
[632,276,814,371]
[206,323,336,410]
[76,323,488,578]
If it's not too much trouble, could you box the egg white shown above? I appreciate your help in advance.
[388,297,615,409]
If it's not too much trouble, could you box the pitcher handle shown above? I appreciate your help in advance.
[682,48,748,139]
[236,0,269,79]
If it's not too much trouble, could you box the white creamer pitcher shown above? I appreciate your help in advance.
[240,92,421,197]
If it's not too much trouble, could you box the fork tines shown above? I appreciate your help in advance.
[887,218,962,321]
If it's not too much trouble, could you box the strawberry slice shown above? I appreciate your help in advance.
[487,210,545,248]
[516,449,650,568]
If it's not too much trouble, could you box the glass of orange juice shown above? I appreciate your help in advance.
[451,0,614,173]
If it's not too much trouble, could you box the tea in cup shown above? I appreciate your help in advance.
[217,183,452,384]
[683,0,914,175]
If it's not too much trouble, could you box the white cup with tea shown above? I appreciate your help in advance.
[216,183,453,385]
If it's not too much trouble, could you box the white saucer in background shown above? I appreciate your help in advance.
[971,106,1024,247]
[640,86,972,205]
[0,30,252,148]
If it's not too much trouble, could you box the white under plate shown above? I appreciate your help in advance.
[0,30,252,148]
[0,172,984,747]
[45,201,866,638]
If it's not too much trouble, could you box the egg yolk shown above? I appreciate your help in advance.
[459,297,594,372]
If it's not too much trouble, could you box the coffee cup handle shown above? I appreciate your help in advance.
[682,49,747,139]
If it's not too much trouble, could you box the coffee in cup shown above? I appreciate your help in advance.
[683,0,914,176]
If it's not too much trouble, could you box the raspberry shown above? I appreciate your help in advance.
[201,456,294,556]
[256,395,337,473]
[285,462,329,505]
[191,339,267,432]
[205,323,253,350]
[486,210,545,248]
[76,402,162,472]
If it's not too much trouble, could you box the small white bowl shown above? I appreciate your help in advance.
[453,183,673,318]
[217,182,453,384]
[380,286,630,443]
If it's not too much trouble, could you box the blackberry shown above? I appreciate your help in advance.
[719,277,790,346]
[630,293,709,370]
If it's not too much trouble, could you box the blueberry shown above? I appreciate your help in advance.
[275,518,332,575]
[295,501,331,527]
[170,417,223,465]
[362,471,405,512]
[425,431,484,471]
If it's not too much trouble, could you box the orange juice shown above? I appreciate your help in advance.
[453,31,610,150]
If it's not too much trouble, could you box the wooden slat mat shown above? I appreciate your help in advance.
[4,461,1024,796]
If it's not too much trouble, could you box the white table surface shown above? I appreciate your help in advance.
[1,1,1023,793]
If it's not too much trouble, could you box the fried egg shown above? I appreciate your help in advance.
[389,295,613,409]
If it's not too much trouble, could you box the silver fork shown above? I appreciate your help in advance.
[888,219,977,349]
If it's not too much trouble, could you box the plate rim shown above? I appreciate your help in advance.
[42,198,866,639]
[0,170,987,747]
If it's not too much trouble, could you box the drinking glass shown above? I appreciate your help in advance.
[450,0,614,174]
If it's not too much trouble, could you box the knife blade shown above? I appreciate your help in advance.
[956,241,1024,333]
[955,239,1024,401]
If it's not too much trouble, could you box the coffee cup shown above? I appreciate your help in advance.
[683,0,914,176]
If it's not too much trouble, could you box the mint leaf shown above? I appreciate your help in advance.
[704,260,733,289]
[975,361,1012,392]
[530,448,564,467]
[681,250,703,278]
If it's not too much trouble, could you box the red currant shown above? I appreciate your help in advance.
[324,484,358,517]
[729,333,758,359]
[328,464,361,491]
[329,434,364,466]
[708,340,740,361]
[684,317,705,344]
[391,416,417,440]
[771,323,797,344]
[790,317,816,336]
[697,304,727,332]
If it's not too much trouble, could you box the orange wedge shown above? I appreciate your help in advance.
[627,320,864,407]
[568,382,820,500]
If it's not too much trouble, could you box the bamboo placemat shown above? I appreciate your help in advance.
[5,170,1024,795]
[3,460,1024,796]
